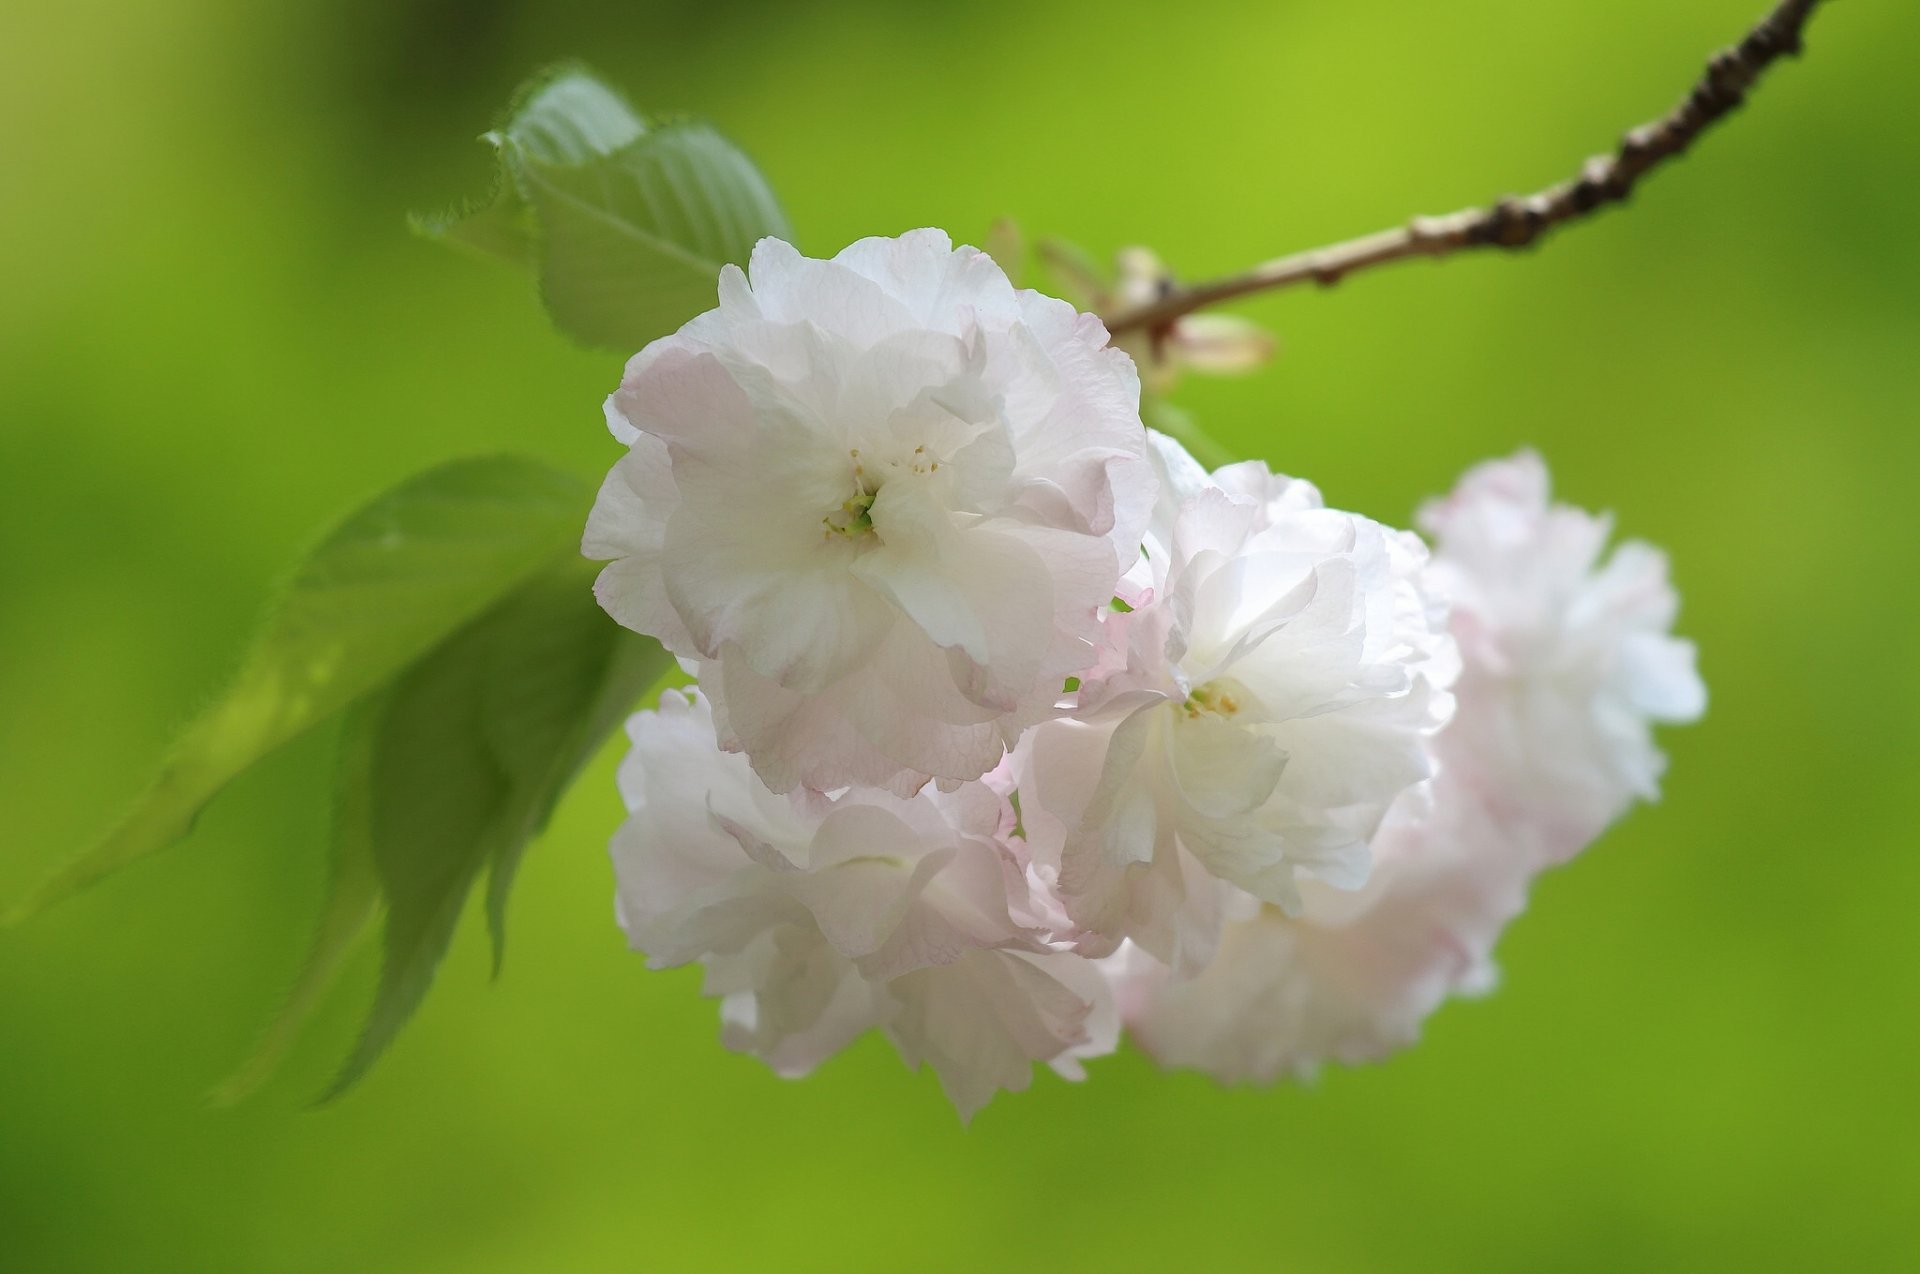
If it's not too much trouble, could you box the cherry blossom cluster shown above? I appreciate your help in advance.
[584,229,1704,1117]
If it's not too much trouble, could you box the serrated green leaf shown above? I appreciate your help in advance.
[413,65,648,267]
[411,197,540,269]
[5,456,590,926]
[322,561,671,1098]
[511,119,792,351]
[417,66,790,349]
[492,65,647,167]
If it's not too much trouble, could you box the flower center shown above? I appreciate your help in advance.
[822,487,877,538]
[1181,679,1245,720]
[820,446,943,541]
[821,448,880,540]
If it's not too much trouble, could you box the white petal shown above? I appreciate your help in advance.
[585,229,1151,794]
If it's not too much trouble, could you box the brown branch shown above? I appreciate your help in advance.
[1104,0,1828,338]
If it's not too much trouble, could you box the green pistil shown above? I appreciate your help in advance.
[823,489,877,538]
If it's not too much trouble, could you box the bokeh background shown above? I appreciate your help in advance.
[2,0,1914,1269]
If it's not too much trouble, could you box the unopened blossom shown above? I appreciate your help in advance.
[611,688,1114,1119]
[1122,451,1705,1081]
[585,229,1153,796]
[1014,432,1457,975]
[1099,247,1276,396]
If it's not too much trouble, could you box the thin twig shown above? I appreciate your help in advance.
[1104,0,1827,338]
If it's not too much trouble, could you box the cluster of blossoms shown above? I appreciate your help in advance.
[585,229,1704,1118]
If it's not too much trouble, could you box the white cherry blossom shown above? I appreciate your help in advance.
[611,688,1114,1119]
[1120,451,1705,1081]
[585,229,1152,797]
[1418,450,1707,858]
[1115,792,1528,1082]
[1013,432,1457,975]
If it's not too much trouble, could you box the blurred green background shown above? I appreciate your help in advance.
[2,0,1914,1269]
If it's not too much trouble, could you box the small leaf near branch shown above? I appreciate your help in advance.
[416,66,793,352]
[492,65,649,166]
[322,561,672,1099]
[5,456,590,927]
[411,65,648,267]
[517,120,792,351]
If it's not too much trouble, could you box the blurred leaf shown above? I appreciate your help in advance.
[1142,396,1235,470]
[412,65,648,267]
[477,588,672,975]
[5,456,590,926]
[492,65,648,165]
[983,217,1026,286]
[415,193,540,269]
[1035,235,1109,311]
[323,561,672,1098]
[417,66,791,352]
[207,698,384,1107]
[513,120,791,351]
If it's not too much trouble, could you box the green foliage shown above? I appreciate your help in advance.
[7,2,1917,1264]
[10,455,667,1100]
[492,66,648,166]
[411,66,646,267]
[324,562,670,1098]
[9,64,774,1101]
[210,701,383,1107]
[5,456,588,926]
[416,65,792,352]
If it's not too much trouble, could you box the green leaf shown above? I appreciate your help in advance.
[512,120,792,351]
[417,65,792,352]
[492,64,648,166]
[323,560,672,1098]
[413,193,540,269]
[1141,396,1235,471]
[207,697,384,1107]
[412,65,648,267]
[5,456,590,926]
[477,601,671,976]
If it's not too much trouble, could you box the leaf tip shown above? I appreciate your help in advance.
[203,1073,256,1111]
[314,1035,384,1108]
[1,867,86,929]
[406,208,450,241]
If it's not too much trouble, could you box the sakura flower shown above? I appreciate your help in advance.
[1014,432,1457,975]
[585,229,1153,796]
[1418,450,1706,857]
[1120,451,1705,1081]
[1117,792,1530,1082]
[611,688,1114,1119]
